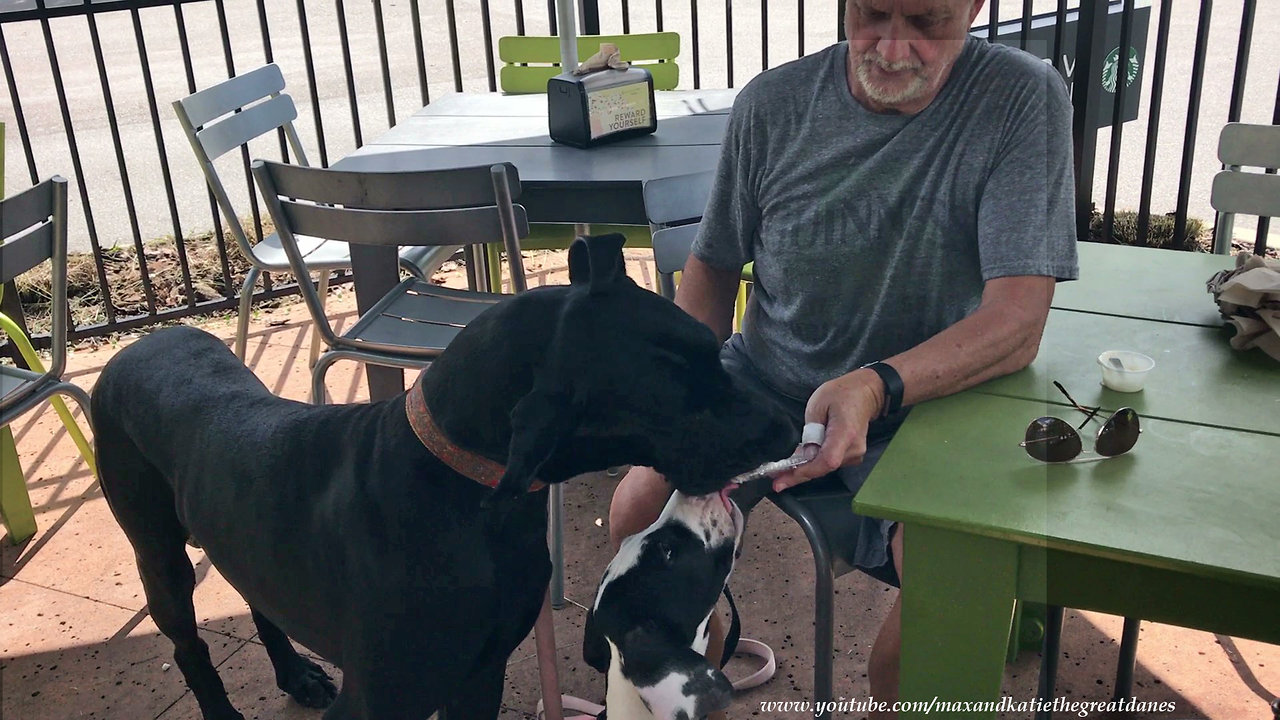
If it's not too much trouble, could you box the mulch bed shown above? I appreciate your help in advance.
[5,211,1274,354]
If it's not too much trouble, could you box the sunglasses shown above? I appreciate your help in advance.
[1019,382,1141,463]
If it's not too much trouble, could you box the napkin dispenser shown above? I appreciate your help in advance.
[548,67,657,148]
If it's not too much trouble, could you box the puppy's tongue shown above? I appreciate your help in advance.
[718,486,736,515]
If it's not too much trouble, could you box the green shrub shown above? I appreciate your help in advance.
[1088,208,1206,251]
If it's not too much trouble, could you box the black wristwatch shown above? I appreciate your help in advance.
[860,361,904,419]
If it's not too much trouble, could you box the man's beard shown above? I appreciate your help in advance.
[852,52,932,107]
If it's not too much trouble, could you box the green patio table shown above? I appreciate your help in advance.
[1054,243,1234,328]
[854,244,1280,717]
[980,308,1279,435]
[856,392,1280,718]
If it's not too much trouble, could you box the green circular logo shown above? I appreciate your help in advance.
[1102,46,1140,93]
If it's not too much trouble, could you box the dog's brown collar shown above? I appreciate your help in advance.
[405,373,544,492]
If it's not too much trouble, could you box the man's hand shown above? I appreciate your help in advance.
[770,368,885,492]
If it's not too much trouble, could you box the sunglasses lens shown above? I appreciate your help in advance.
[1023,417,1083,462]
[1096,408,1141,457]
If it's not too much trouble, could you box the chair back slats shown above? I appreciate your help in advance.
[1211,171,1280,218]
[0,176,54,239]
[252,159,529,357]
[0,177,69,387]
[642,170,714,227]
[256,160,522,210]
[174,66,311,263]
[175,63,287,128]
[500,64,679,94]
[0,224,54,285]
[498,32,681,93]
[498,32,680,64]
[194,94,299,161]
[1,178,63,287]
[275,200,529,248]
[651,223,699,279]
[1218,123,1280,168]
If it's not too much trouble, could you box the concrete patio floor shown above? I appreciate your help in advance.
[2,250,1277,719]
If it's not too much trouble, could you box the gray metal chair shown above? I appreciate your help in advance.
[173,64,432,366]
[645,171,864,717]
[1,177,94,543]
[249,159,529,404]
[1212,122,1280,255]
[651,236,858,717]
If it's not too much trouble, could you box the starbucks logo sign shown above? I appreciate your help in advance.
[1102,46,1140,93]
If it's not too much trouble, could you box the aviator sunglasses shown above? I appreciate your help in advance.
[1019,382,1142,463]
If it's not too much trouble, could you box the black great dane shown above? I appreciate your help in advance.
[92,235,796,720]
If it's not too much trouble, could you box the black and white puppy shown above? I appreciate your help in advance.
[584,488,744,720]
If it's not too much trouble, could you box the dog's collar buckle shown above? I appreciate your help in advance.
[405,374,544,492]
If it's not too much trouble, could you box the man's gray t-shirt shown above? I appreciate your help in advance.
[693,36,1078,401]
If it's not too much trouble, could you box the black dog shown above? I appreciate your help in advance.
[92,235,795,720]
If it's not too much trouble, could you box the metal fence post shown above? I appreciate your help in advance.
[578,0,600,35]
[1071,0,1111,243]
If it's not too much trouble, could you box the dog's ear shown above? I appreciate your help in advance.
[582,608,610,673]
[567,234,628,293]
[568,236,591,285]
[491,386,577,501]
[585,233,627,291]
[616,626,734,720]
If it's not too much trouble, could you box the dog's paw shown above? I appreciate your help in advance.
[278,656,338,709]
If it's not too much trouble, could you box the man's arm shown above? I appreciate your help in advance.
[673,254,743,344]
[889,274,1055,404]
[773,273,1055,490]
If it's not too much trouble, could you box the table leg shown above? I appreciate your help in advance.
[548,485,566,609]
[1,425,36,544]
[348,244,405,401]
[534,589,565,720]
[899,525,1017,719]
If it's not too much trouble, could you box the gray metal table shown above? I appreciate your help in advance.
[332,89,737,401]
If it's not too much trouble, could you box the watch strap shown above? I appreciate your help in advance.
[861,361,904,419]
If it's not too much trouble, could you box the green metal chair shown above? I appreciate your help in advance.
[480,33,683,293]
[1,177,95,544]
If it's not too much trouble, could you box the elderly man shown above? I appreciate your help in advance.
[610,0,1077,714]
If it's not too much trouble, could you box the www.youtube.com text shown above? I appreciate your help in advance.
[758,696,1178,717]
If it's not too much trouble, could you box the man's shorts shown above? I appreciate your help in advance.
[720,334,907,588]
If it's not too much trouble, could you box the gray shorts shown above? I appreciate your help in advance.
[720,334,906,588]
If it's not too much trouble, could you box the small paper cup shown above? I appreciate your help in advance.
[1097,350,1155,393]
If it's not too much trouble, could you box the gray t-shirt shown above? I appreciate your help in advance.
[693,37,1079,400]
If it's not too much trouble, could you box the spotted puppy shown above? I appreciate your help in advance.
[584,488,745,720]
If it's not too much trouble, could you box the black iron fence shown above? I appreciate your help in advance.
[1,0,1275,349]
